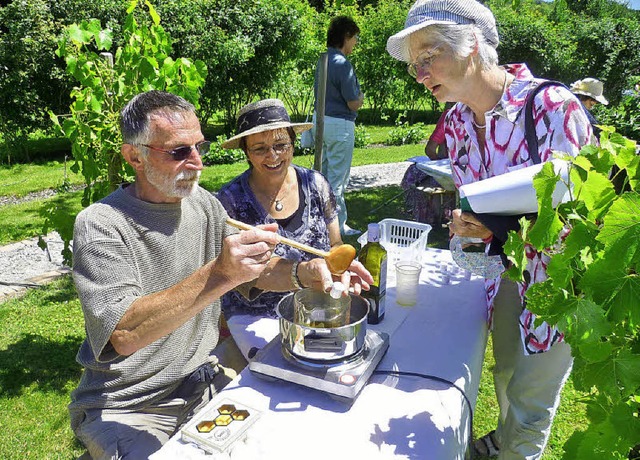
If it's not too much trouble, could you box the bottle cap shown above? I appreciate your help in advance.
[367,223,380,242]
[329,281,345,299]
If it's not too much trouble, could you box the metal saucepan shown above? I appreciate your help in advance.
[276,290,368,362]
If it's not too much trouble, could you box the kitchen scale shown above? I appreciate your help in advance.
[249,329,389,401]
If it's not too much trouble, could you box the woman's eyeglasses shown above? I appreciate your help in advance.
[247,142,292,157]
[407,46,441,78]
[140,140,211,161]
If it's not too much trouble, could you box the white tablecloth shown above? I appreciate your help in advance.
[151,248,488,460]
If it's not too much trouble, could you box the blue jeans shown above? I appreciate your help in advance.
[312,114,355,231]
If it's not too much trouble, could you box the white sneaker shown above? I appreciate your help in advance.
[342,224,362,236]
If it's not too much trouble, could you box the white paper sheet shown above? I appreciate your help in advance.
[459,159,571,215]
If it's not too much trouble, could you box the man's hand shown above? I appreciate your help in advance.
[449,209,492,240]
[296,258,373,295]
[213,223,280,287]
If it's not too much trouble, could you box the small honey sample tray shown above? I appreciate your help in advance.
[181,397,262,453]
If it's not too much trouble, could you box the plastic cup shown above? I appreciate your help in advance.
[395,261,422,306]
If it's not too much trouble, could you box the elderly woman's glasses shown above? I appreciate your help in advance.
[407,46,441,78]
[248,142,292,157]
[141,140,211,161]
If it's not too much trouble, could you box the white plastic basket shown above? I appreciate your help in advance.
[357,218,432,262]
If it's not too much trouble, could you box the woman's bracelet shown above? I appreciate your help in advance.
[291,260,304,290]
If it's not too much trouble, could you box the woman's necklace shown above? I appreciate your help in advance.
[250,174,288,212]
[472,70,510,131]
[274,196,285,212]
[264,187,286,212]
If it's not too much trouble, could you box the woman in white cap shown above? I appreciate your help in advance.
[387,1,594,458]
[217,98,364,361]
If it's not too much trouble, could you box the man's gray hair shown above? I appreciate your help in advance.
[422,24,498,70]
[120,91,196,145]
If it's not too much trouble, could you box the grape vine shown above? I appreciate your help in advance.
[504,127,640,459]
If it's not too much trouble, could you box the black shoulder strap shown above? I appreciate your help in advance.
[524,80,568,164]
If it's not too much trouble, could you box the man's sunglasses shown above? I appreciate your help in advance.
[140,140,211,161]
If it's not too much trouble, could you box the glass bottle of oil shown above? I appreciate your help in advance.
[358,223,387,324]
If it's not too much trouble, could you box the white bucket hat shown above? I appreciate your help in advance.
[386,0,499,63]
[569,78,609,105]
[222,99,313,149]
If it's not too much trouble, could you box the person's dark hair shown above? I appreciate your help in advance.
[576,94,597,104]
[326,16,359,49]
[121,90,196,145]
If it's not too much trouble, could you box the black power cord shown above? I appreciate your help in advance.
[372,369,475,460]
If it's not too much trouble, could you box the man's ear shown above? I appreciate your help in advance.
[122,144,144,172]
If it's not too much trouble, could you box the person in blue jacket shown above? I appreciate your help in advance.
[312,15,364,237]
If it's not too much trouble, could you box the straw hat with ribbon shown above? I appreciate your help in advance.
[386,0,499,63]
[569,78,609,105]
[222,99,313,149]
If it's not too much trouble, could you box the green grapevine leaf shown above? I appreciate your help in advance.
[85,19,102,37]
[568,406,638,460]
[145,1,161,26]
[126,0,138,14]
[522,280,573,325]
[574,170,616,220]
[546,252,573,289]
[503,217,530,282]
[96,30,113,51]
[529,162,564,248]
[597,193,640,249]
[559,297,611,345]
[579,241,638,325]
[139,57,159,78]
[572,357,618,398]
[614,349,640,397]
[68,24,93,45]
[578,340,613,364]
[579,143,614,175]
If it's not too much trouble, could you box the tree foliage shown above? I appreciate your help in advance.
[157,0,314,128]
[489,0,640,107]
[46,0,207,263]
[2,0,640,163]
[0,0,67,163]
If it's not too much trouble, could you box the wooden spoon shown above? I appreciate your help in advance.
[226,217,357,274]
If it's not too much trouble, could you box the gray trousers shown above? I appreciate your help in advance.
[74,362,233,460]
[492,279,574,460]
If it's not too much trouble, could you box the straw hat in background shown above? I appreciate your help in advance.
[569,78,609,105]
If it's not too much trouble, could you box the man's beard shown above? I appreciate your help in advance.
[144,164,201,198]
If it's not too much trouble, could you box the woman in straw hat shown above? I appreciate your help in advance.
[387,1,594,458]
[570,77,608,137]
[217,98,366,361]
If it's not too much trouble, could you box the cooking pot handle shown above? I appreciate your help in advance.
[304,335,344,353]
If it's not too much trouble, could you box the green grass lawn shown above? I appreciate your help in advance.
[0,160,84,198]
[0,276,85,459]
